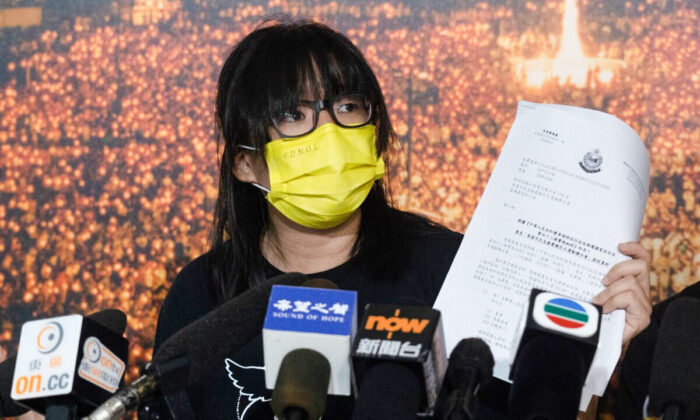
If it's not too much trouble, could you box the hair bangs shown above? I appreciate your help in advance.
[244,23,378,144]
[312,32,375,102]
[261,34,323,125]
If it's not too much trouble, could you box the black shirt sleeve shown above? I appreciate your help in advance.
[154,253,219,352]
[143,254,221,420]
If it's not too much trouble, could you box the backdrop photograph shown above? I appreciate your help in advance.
[0,0,698,417]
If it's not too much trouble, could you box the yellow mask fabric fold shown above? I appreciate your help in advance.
[264,123,385,229]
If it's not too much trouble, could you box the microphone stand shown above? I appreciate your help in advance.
[443,367,478,420]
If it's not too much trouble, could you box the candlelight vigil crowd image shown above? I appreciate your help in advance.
[0,0,698,419]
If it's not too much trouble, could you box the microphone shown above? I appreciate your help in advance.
[646,297,700,420]
[155,272,310,378]
[264,279,357,419]
[271,349,331,420]
[0,309,127,418]
[351,303,448,417]
[351,362,422,420]
[81,310,128,336]
[8,309,129,418]
[434,338,494,420]
[508,289,601,419]
[85,272,308,420]
[509,335,586,420]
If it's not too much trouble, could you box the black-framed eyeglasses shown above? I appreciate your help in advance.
[271,93,373,138]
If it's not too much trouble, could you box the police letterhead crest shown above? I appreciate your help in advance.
[579,149,603,173]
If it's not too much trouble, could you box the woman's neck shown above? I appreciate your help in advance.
[261,207,361,274]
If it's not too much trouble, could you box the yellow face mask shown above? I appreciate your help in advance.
[249,123,385,229]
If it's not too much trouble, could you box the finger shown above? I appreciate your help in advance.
[595,275,637,307]
[603,260,650,300]
[618,242,651,265]
[594,276,651,315]
[601,287,651,318]
[603,259,649,285]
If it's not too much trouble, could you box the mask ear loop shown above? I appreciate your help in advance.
[251,182,270,193]
[237,144,258,151]
[236,145,271,193]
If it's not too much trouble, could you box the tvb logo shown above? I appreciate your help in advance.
[365,309,430,339]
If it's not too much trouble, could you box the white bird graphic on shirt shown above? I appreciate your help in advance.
[225,359,271,420]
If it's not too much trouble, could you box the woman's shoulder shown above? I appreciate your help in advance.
[157,253,220,313]
[388,207,463,249]
[382,208,464,303]
[381,208,463,272]
[168,252,216,295]
[651,280,700,318]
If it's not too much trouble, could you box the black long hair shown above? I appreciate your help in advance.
[210,19,405,302]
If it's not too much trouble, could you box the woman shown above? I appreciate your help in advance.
[153,20,651,419]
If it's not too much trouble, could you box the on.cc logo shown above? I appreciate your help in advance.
[36,321,63,354]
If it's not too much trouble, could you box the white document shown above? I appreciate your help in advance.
[434,101,649,411]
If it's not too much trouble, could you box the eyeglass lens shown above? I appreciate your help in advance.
[273,94,372,137]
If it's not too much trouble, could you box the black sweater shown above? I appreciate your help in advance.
[152,216,475,419]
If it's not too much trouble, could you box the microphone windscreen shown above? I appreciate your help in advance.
[351,362,421,420]
[648,297,700,418]
[88,308,128,335]
[0,308,128,417]
[154,272,308,386]
[271,348,330,420]
[508,335,586,420]
[448,338,494,384]
[303,278,339,289]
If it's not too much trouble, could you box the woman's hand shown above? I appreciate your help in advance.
[592,241,652,345]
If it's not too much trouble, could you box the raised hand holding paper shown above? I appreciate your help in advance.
[434,100,649,411]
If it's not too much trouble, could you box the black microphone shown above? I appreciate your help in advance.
[351,303,447,417]
[508,289,601,419]
[3,309,128,419]
[82,309,128,336]
[85,272,308,420]
[434,338,494,420]
[646,297,700,420]
[271,348,331,420]
[154,272,310,376]
[508,335,586,420]
[352,362,422,420]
